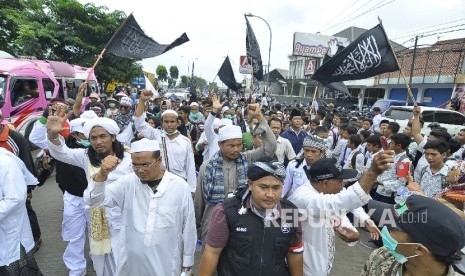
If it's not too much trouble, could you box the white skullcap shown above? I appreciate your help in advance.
[120,96,133,107]
[190,102,199,107]
[212,118,221,130]
[80,110,98,119]
[162,109,178,117]
[218,125,242,142]
[131,138,160,153]
[219,118,232,128]
[83,117,120,139]
[221,106,230,114]
[69,118,87,133]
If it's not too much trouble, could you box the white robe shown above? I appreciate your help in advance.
[84,171,196,276]
[134,113,197,192]
[47,137,133,276]
[0,148,35,266]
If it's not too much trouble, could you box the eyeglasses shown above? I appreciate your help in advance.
[132,159,157,170]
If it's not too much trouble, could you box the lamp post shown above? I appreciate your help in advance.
[244,13,272,94]
[180,56,198,76]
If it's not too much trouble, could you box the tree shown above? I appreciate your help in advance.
[156,65,168,87]
[169,66,179,80]
[0,0,142,83]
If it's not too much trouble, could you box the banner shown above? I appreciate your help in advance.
[239,55,253,74]
[106,14,189,59]
[312,24,399,85]
[245,17,264,81]
[293,33,349,58]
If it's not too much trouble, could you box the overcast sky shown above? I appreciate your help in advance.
[79,0,465,84]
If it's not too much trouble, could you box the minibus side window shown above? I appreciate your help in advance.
[42,79,55,100]
[12,79,39,106]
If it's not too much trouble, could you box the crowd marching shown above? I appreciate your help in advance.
[2,81,465,276]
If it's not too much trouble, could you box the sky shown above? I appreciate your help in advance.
[78,0,465,85]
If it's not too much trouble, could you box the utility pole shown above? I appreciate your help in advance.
[407,35,418,105]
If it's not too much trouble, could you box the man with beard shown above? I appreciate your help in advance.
[113,96,135,146]
[134,90,196,194]
[46,110,133,276]
[84,138,196,275]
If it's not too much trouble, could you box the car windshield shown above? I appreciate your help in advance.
[0,76,5,102]
[384,108,413,120]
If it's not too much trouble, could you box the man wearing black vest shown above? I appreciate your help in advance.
[199,158,303,276]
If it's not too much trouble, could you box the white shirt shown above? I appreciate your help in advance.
[414,164,449,197]
[134,113,197,192]
[84,171,196,276]
[376,152,410,197]
[195,131,209,158]
[204,113,220,160]
[282,159,310,198]
[413,137,429,180]
[0,149,35,266]
[275,136,296,164]
[47,136,133,228]
[289,182,371,276]
[343,146,365,181]
[29,120,48,149]
[372,114,382,133]
[116,122,135,146]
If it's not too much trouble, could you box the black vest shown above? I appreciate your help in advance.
[217,195,299,276]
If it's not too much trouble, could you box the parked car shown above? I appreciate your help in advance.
[372,99,407,114]
[382,106,465,136]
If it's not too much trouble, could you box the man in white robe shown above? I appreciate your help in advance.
[84,138,196,276]
[134,90,197,193]
[0,148,42,275]
[46,111,132,276]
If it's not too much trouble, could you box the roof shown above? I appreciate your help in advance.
[266,68,289,81]
[332,26,406,50]
[379,38,465,81]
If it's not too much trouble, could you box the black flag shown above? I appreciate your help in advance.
[322,45,350,99]
[245,16,264,81]
[312,24,399,85]
[106,14,189,59]
[218,56,240,92]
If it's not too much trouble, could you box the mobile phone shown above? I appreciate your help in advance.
[396,162,410,178]
[380,136,389,150]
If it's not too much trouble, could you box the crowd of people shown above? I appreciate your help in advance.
[2,81,465,276]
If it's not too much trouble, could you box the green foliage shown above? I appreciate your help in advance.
[178,75,208,91]
[0,0,142,83]
[156,65,168,82]
[169,65,179,80]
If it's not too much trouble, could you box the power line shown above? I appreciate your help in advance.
[321,0,379,32]
[390,18,465,38]
[392,23,465,40]
[324,0,398,33]
[318,0,363,31]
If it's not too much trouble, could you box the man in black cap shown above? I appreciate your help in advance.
[363,195,465,275]
[289,152,394,275]
[199,158,303,276]
[280,108,308,154]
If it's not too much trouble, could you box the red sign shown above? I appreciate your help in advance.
[304,59,316,76]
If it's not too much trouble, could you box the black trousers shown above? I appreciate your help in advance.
[25,200,41,242]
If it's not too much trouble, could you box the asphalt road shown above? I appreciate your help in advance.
[32,172,374,275]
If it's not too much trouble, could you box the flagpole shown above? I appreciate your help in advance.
[378,17,417,106]
[86,13,134,81]
[309,84,318,115]
[245,15,255,100]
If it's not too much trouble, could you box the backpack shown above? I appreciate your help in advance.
[350,150,363,169]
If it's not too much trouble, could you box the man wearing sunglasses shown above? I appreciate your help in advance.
[84,138,196,275]
[364,195,465,276]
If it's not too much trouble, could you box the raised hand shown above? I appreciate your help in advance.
[140,90,153,102]
[78,81,87,95]
[413,105,421,117]
[211,94,223,113]
[46,105,68,136]
[99,155,120,177]
[369,150,395,175]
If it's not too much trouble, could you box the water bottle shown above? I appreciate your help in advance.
[195,239,203,252]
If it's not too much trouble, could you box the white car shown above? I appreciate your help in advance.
[381,106,465,136]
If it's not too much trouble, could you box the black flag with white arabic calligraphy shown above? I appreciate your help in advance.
[106,14,189,59]
[312,24,399,85]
